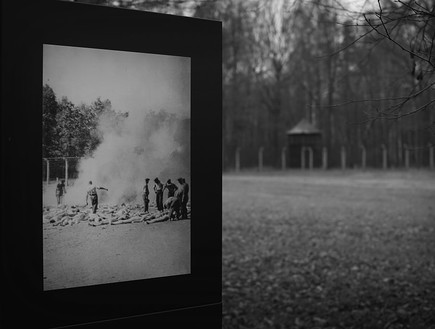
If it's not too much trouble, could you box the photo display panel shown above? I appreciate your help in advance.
[2,1,221,328]
[42,44,192,291]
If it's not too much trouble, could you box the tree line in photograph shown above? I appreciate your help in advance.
[42,84,128,158]
[65,0,434,169]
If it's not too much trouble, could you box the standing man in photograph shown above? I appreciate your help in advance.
[153,177,164,212]
[55,179,67,206]
[86,180,108,214]
[164,179,178,199]
[177,177,189,219]
[142,178,150,213]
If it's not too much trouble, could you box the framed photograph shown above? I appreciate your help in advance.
[2,1,221,328]
[42,43,193,291]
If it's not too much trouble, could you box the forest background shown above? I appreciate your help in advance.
[53,0,435,170]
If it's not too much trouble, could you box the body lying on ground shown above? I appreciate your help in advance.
[44,202,190,227]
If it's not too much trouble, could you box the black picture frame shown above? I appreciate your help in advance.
[1,1,222,328]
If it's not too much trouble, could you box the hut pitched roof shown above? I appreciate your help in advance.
[286,118,321,135]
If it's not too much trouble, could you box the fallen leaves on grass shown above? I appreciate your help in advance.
[222,174,435,329]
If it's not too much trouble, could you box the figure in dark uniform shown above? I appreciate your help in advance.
[164,179,178,198]
[153,177,164,212]
[86,180,108,214]
[142,178,150,212]
[177,177,189,219]
[55,179,66,206]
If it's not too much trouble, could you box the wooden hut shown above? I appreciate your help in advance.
[286,119,322,168]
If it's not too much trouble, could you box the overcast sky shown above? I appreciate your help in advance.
[43,44,191,118]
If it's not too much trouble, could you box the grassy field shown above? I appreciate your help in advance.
[222,170,435,329]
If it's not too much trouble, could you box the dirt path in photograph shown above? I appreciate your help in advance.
[43,219,190,290]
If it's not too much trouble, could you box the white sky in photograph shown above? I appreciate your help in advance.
[43,44,191,118]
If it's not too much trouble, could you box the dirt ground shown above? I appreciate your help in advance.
[43,209,190,291]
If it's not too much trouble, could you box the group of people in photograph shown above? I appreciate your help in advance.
[142,177,190,221]
[53,175,190,223]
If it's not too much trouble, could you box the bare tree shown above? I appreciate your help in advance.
[247,0,301,164]
[361,0,435,121]
[321,0,435,124]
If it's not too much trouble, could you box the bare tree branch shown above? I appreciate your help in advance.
[363,13,434,67]
[377,0,391,38]
[369,98,435,120]
[320,81,435,108]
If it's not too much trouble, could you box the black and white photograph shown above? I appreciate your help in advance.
[42,44,191,291]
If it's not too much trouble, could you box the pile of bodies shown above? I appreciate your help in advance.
[43,203,191,227]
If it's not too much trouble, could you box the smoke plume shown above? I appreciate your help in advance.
[65,108,190,205]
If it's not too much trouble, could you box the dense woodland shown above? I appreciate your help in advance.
[43,84,128,158]
[66,0,435,169]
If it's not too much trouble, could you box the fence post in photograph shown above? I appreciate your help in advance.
[360,145,366,170]
[308,147,313,170]
[45,158,50,185]
[258,147,263,172]
[235,147,240,172]
[381,144,387,169]
[429,143,434,169]
[64,158,69,186]
[341,146,346,170]
[301,146,306,169]
[404,144,410,169]
[322,147,327,170]
[281,147,286,170]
